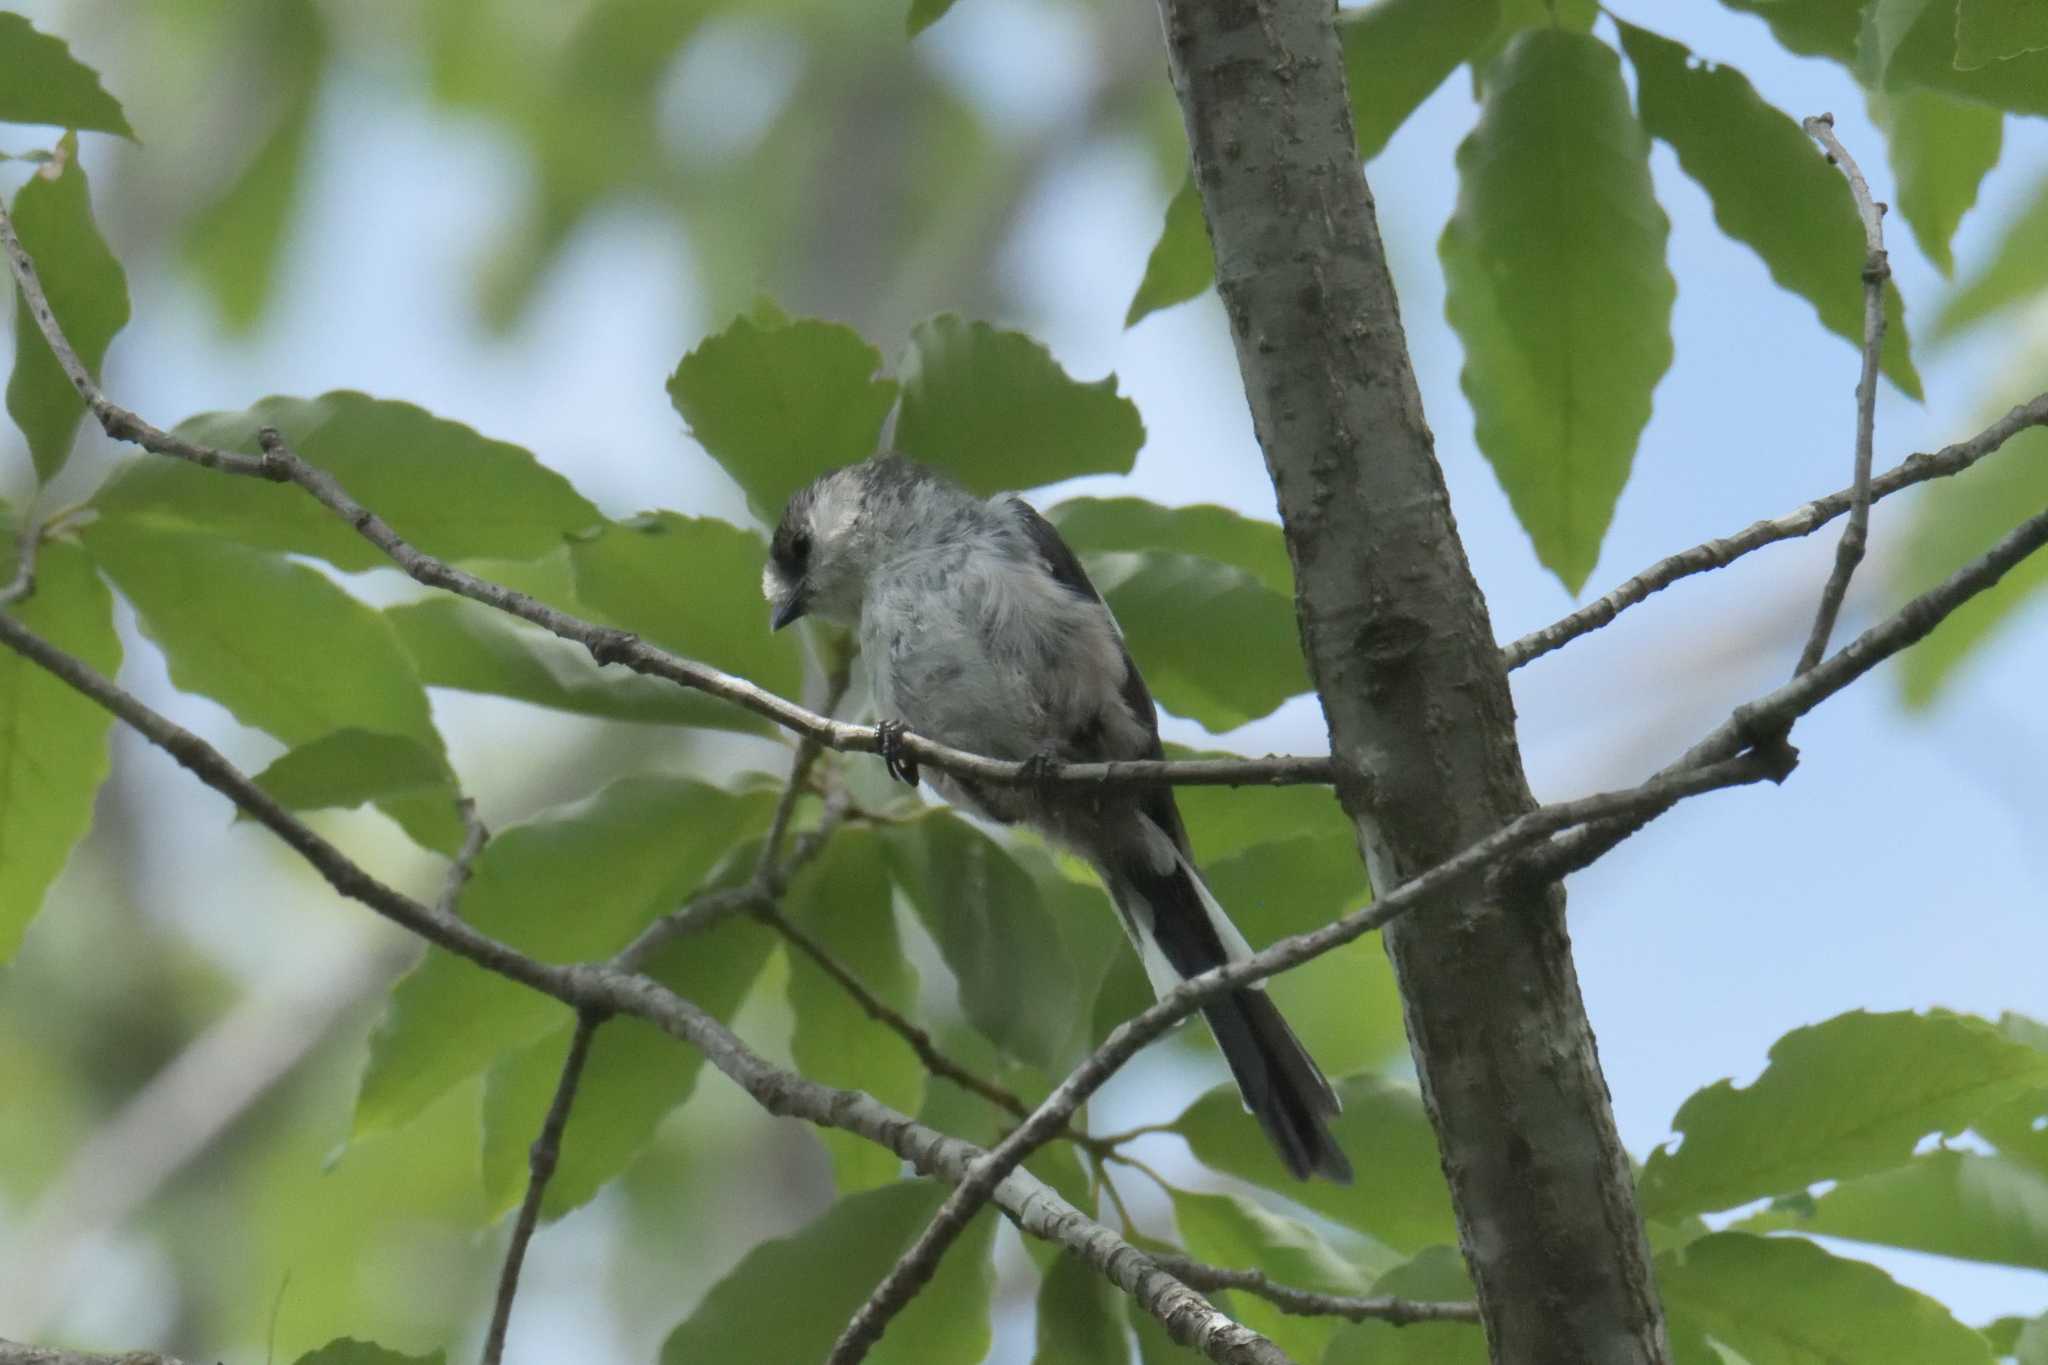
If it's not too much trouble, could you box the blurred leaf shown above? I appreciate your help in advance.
[1469,0,1597,88]
[250,729,453,817]
[1871,89,2003,277]
[481,915,777,1221]
[8,134,130,483]
[1870,0,2048,116]
[659,1180,996,1365]
[1326,1246,1485,1365]
[1170,1187,1382,1362]
[95,392,603,571]
[666,311,898,518]
[884,813,1081,1071]
[1440,30,1674,592]
[1342,0,1501,160]
[1170,753,1355,863]
[1125,174,1213,329]
[1620,22,1921,400]
[784,829,925,1192]
[1085,551,1307,730]
[1638,1010,2048,1220]
[895,315,1144,493]
[1958,0,2048,65]
[1716,0,1861,62]
[1048,497,1292,596]
[1934,172,2048,340]
[906,0,960,36]
[1977,1012,2048,1179]
[0,539,119,961]
[1033,1249,1127,1365]
[1893,408,2048,705]
[568,511,803,699]
[0,12,133,138]
[180,0,322,331]
[1736,1149,2048,1271]
[1175,1074,1456,1251]
[387,597,768,735]
[2016,1315,2048,1365]
[355,776,773,1137]
[292,1341,445,1365]
[1659,1233,1993,1365]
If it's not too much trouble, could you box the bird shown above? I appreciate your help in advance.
[761,454,1351,1182]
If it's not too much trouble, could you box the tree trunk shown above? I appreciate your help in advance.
[1153,1,1671,1360]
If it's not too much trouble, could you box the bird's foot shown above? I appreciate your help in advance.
[1017,749,1064,791]
[876,719,920,787]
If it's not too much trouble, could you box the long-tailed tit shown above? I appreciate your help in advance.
[763,455,1350,1181]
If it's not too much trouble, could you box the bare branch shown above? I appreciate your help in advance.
[0,518,41,608]
[1794,113,1888,675]
[0,1341,191,1365]
[1150,1254,1482,1326]
[438,797,489,918]
[482,1010,604,1365]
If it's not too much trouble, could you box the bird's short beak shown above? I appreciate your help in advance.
[770,594,807,631]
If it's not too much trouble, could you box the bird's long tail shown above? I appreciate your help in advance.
[1103,826,1352,1183]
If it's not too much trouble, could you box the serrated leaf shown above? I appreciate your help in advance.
[1659,1233,1994,1365]
[1737,1150,2048,1271]
[784,829,925,1192]
[1033,1249,1127,1365]
[1048,498,1293,596]
[292,1341,445,1365]
[1871,89,2003,278]
[354,776,773,1136]
[8,134,130,483]
[0,13,134,138]
[0,538,119,961]
[659,1180,996,1365]
[895,316,1143,493]
[1325,1247,1485,1365]
[1170,1187,1382,1363]
[93,392,603,571]
[666,312,897,518]
[567,511,802,700]
[1958,0,2048,67]
[1934,171,2048,341]
[884,813,1081,1071]
[1125,174,1213,328]
[1872,0,2048,116]
[1342,0,1502,160]
[387,597,768,735]
[1440,30,1674,591]
[1175,1074,1456,1251]
[906,0,959,36]
[1621,23,1922,403]
[1638,1010,2048,1220]
[481,913,776,1221]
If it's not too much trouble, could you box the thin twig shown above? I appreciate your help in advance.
[1500,392,2048,671]
[0,1342,191,1365]
[754,652,851,876]
[1150,1255,1482,1326]
[0,518,41,607]
[481,1010,604,1365]
[438,798,489,917]
[1794,113,1888,675]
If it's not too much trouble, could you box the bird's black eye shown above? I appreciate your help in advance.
[789,529,813,564]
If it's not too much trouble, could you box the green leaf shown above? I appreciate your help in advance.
[659,1180,996,1365]
[1170,1187,1382,1363]
[1048,498,1293,596]
[1976,1013,2048,1180]
[784,829,926,1192]
[354,776,772,1136]
[1892,398,2048,705]
[1934,171,2048,341]
[1033,1249,1128,1365]
[250,729,453,816]
[1871,90,2003,278]
[1175,1074,1456,1251]
[666,312,897,518]
[567,511,803,700]
[1325,1247,1485,1365]
[1619,22,1921,404]
[93,392,603,572]
[480,914,777,1221]
[1638,1010,2048,1220]
[2016,1314,2048,1365]
[1125,174,1214,329]
[1715,0,1862,63]
[884,813,1082,1072]
[7,134,130,483]
[387,597,768,734]
[894,316,1144,493]
[292,1341,445,1365]
[1737,1150,2048,1272]
[1958,0,2048,65]
[1659,1233,1994,1365]
[1440,30,1674,591]
[906,0,960,37]
[1872,0,2048,116]
[0,539,119,961]
[0,13,134,138]
[1342,0,1502,160]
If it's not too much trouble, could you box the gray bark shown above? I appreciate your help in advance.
[1153,1,1671,1360]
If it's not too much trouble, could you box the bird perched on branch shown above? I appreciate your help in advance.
[762,455,1350,1182]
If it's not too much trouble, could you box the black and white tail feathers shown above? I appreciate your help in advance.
[1103,828,1352,1184]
